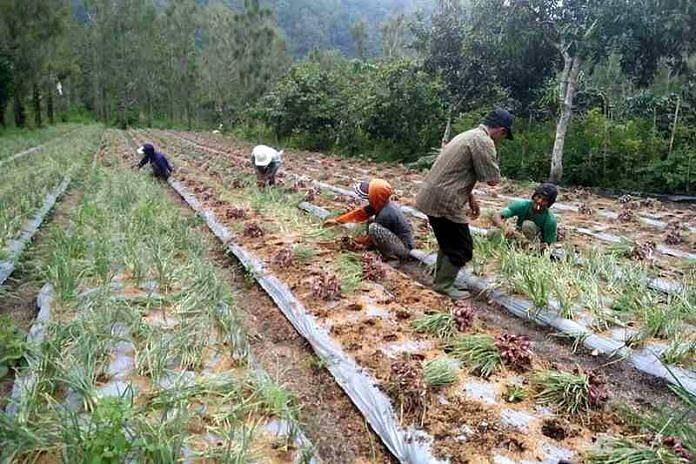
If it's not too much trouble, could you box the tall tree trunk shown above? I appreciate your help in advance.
[47,81,54,124]
[13,92,25,127]
[549,55,581,183]
[0,103,5,128]
[147,93,152,127]
[33,83,42,127]
[667,95,680,159]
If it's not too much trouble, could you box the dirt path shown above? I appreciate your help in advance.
[165,181,395,464]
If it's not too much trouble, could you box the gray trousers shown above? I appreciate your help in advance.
[368,223,410,260]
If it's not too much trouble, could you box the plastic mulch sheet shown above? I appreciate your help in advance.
[0,177,71,286]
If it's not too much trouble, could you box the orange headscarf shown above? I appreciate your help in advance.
[334,179,393,224]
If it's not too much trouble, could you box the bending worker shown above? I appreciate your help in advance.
[415,108,513,298]
[492,182,558,245]
[324,179,414,261]
[251,144,283,187]
[135,143,173,180]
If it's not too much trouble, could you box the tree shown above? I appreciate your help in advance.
[200,0,288,126]
[161,0,199,128]
[380,13,412,59]
[0,53,12,127]
[507,0,606,183]
[418,0,504,145]
[350,20,368,60]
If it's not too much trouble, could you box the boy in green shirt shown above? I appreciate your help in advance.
[492,183,559,245]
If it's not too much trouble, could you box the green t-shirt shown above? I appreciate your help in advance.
[501,199,557,243]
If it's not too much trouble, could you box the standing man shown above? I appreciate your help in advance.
[251,145,283,187]
[415,108,513,298]
[135,143,173,180]
[492,183,558,246]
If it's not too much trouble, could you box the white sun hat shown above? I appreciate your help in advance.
[137,145,145,155]
[253,145,281,167]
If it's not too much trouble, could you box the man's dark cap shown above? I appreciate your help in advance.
[484,108,514,140]
[142,143,155,154]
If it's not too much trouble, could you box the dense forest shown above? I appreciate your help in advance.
[1,0,694,193]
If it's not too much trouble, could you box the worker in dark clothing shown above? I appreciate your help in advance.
[324,179,414,261]
[135,143,173,180]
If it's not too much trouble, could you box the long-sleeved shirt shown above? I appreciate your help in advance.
[335,179,414,249]
[415,125,500,223]
[138,149,172,179]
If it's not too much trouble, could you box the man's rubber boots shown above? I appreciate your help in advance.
[433,253,468,299]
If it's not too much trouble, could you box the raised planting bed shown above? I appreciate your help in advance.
[144,134,695,464]
[1,161,318,462]
[0,177,70,286]
[0,125,103,254]
[292,197,696,396]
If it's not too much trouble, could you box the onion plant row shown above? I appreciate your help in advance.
[0,123,83,162]
[0,125,103,253]
[1,147,311,462]
[470,232,695,367]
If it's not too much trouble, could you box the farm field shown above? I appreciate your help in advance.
[145,129,696,371]
[3,0,694,462]
[110,128,692,463]
[0,125,102,256]
[1,130,324,462]
[0,127,693,463]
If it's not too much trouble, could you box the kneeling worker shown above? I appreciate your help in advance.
[135,143,173,180]
[251,145,283,187]
[324,179,414,261]
[492,182,559,245]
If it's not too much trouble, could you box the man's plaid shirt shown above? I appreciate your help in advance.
[415,125,501,224]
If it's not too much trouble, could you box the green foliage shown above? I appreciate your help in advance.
[411,312,456,339]
[495,108,694,193]
[0,315,26,379]
[83,398,133,463]
[259,56,445,160]
[335,252,363,294]
[532,370,591,415]
[504,384,528,403]
[586,438,688,464]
